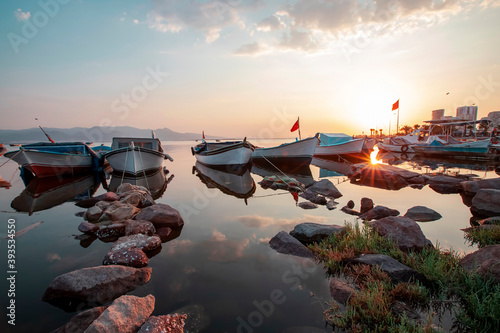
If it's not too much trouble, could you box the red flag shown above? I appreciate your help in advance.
[392,99,399,111]
[202,131,205,139]
[290,119,299,132]
[291,192,298,204]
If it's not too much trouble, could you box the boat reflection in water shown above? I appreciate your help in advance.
[107,167,173,200]
[193,161,255,203]
[12,170,101,215]
[376,151,415,166]
[251,158,314,187]
[312,156,360,178]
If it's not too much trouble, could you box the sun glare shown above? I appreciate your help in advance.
[370,145,381,164]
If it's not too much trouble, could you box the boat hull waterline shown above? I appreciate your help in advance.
[194,141,254,167]
[251,135,319,163]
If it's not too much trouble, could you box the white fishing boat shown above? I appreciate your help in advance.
[314,133,373,159]
[4,142,100,178]
[104,137,173,176]
[192,139,254,167]
[412,138,498,160]
[251,134,319,162]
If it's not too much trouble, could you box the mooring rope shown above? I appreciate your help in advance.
[137,146,151,193]
[253,149,306,192]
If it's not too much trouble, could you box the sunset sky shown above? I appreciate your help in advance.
[1,0,500,138]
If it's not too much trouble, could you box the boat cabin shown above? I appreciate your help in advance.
[110,137,164,152]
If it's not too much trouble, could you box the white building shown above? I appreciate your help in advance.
[456,106,478,121]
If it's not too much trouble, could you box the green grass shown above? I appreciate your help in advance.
[464,226,500,248]
[310,222,500,332]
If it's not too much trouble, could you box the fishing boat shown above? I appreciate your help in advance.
[4,142,100,178]
[192,138,255,168]
[251,134,319,163]
[104,137,173,176]
[412,138,499,160]
[314,133,374,159]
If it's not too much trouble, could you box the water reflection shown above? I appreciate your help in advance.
[251,159,314,187]
[193,161,256,202]
[106,167,173,200]
[311,157,355,178]
[11,172,101,215]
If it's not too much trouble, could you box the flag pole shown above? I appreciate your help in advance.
[396,100,400,136]
[298,117,301,140]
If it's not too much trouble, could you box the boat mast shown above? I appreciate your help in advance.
[298,117,302,140]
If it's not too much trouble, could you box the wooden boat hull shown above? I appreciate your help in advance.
[412,146,498,160]
[377,142,415,153]
[251,136,319,163]
[4,149,93,178]
[105,147,167,176]
[194,142,253,167]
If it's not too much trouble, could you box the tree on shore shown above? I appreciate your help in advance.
[400,125,413,135]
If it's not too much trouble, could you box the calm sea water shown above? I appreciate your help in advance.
[1,139,498,332]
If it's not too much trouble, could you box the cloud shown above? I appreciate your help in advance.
[234,41,268,55]
[14,9,31,21]
[257,15,282,31]
[200,230,250,262]
[238,214,328,229]
[148,0,241,43]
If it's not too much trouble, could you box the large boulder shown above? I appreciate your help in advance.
[461,178,500,196]
[298,202,318,210]
[290,223,345,243]
[75,192,120,208]
[470,189,500,217]
[368,216,432,252]
[306,179,342,199]
[460,245,500,283]
[360,197,374,214]
[42,266,151,307]
[103,248,149,268]
[111,234,162,253]
[404,206,442,222]
[269,231,314,258]
[138,314,187,333]
[359,205,400,221]
[124,220,156,236]
[78,221,100,235]
[351,254,426,284]
[134,204,184,228]
[85,294,155,333]
[427,175,464,194]
[349,164,420,190]
[96,223,127,240]
[120,191,155,209]
[51,306,109,333]
[99,202,141,222]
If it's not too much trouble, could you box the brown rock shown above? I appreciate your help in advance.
[96,223,127,239]
[75,192,120,208]
[51,306,108,333]
[125,220,156,236]
[134,204,184,228]
[103,248,149,268]
[138,314,187,333]
[85,294,155,333]
[78,221,99,234]
[329,279,355,305]
[360,197,374,214]
[111,234,162,253]
[359,205,400,221]
[99,202,140,222]
[368,216,432,252]
[460,245,500,283]
[470,189,500,217]
[269,231,314,258]
[298,202,318,210]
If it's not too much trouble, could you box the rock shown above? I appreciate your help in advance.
[78,221,100,234]
[307,179,342,198]
[470,189,500,217]
[290,223,345,243]
[350,164,414,190]
[116,183,150,196]
[95,201,112,211]
[298,202,318,210]
[103,248,149,268]
[478,216,500,225]
[99,202,141,222]
[368,216,432,252]
[460,245,500,283]
[96,223,127,239]
[51,306,108,333]
[134,204,184,228]
[138,314,187,333]
[75,192,120,208]
[391,301,420,320]
[42,266,151,308]
[359,205,400,221]
[326,200,338,210]
[84,206,103,222]
[351,254,425,284]
[427,175,464,194]
[461,178,500,196]
[120,192,155,208]
[75,211,85,218]
[300,190,327,205]
[329,278,355,305]
[347,200,355,209]
[341,206,360,216]
[269,231,314,258]
[404,206,442,222]
[360,197,374,214]
[125,220,156,236]
[111,234,162,253]
[155,227,173,242]
[85,294,155,333]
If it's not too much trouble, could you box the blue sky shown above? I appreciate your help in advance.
[1,0,500,138]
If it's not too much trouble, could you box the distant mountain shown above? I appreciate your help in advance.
[0,126,218,144]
